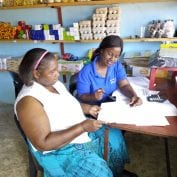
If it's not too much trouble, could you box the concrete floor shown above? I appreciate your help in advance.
[0,101,177,177]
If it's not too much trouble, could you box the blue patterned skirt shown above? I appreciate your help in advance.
[29,138,113,177]
[29,126,129,177]
[89,125,130,177]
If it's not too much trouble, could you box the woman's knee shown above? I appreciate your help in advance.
[71,154,113,177]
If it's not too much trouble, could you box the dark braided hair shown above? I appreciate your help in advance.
[91,35,123,61]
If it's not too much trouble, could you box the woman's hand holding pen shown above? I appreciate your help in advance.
[129,96,143,107]
[94,88,104,100]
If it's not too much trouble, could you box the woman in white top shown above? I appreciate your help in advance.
[14,48,113,177]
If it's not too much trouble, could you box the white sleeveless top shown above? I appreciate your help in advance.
[14,80,91,152]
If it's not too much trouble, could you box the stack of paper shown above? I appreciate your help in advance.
[98,77,177,126]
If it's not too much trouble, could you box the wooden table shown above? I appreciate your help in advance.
[110,117,177,138]
[109,78,177,177]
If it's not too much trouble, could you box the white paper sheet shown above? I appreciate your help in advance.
[98,77,177,126]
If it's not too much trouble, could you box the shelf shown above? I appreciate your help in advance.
[0,4,47,10]
[1,38,177,43]
[0,0,175,10]
[123,37,177,42]
[48,0,175,7]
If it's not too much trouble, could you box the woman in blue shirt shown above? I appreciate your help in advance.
[77,35,142,177]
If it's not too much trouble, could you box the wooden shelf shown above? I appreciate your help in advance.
[0,4,47,10]
[48,0,175,7]
[0,0,175,10]
[123,37,177,42]
[1,38,177,43]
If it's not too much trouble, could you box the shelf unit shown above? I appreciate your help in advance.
[1,37,177,43]
[0,0,176,82]
[0,0,176,54]
[0,0,176,10]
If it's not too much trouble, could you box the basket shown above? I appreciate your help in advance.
[6,57,22,73]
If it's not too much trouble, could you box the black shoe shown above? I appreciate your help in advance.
[122,170,138,177]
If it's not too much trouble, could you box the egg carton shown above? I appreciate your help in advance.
[92,13,107,21]
[106,20,120,27]
[108,7,120,14]
[79,20,92,28]
[95,7,108,15]
[92,20,105,28]
[93,33,106,40]
[80,33,93,40]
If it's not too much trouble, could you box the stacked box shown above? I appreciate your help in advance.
[69,23,80,40]
[92,7,107,40]
[79,20,93,40]
[106,7,120,36]
[31,24,63,40]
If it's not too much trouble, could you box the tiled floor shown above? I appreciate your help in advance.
[0,102,177,177]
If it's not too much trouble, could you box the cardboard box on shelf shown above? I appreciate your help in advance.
[131,65,150,77]
[58,59,84,74]
[124,57,150,77]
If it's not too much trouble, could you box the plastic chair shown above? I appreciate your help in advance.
[9,71,43,177]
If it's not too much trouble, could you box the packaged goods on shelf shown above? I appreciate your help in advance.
[93,33,106,40]
[123,51,152,77]
[145,19,176,38]
[92,14,107,21]
[69,27,80,40]
[107,14,120,20]
[47,0,54,2]
[79,20,92,40]
[76,0,91,1]
[0,56,11,70]
[0,22,15,39]
[2,0,14,7]
[80,28,92,34]
[131,65,150,77]
[92,27,106,34]
[108,6,120,14]
[63,31,74,40]
[160,43,177,48]
[107,7,120,35]
[0,0,2,6]
[106,27,119,34]
[106,20,119,27]
[23,0,34,5]
[7,57,22,72]
[79,20,91,28]
[14,0,23,6]
[159,48,177,59]
[125,57,150,77]
[1,53,58,72]
[92,20,105,28]
[30,24,63,40]
[80,33,93,40]
[15,21,32,39]
[95,7,107,14]
[58,59,84,73]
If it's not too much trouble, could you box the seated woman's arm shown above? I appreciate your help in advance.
[80,103,100,118]
[78,89,104,103]
[16,96,103,151]
[118,79,143,106]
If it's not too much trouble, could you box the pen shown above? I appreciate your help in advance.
[98,88,116,101]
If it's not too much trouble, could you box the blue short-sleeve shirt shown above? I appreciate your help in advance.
[77,56,127,103]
